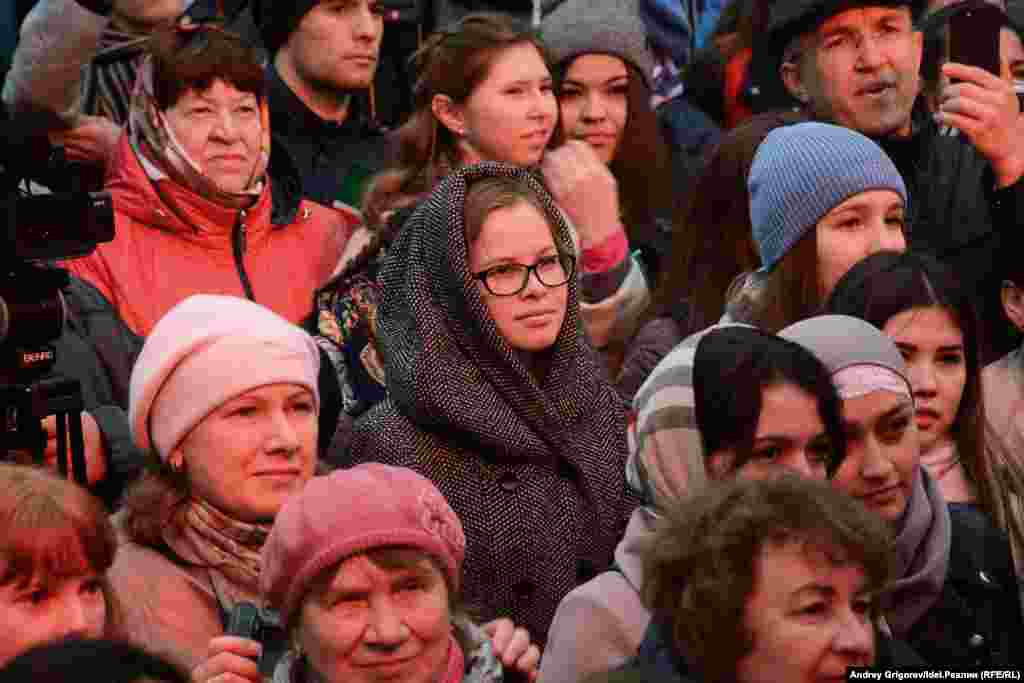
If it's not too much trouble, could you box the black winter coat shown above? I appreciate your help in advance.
[266,63,393,210]
[906,503,1024,668]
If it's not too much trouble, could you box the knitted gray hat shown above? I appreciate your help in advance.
[748,122,907,274]
[541,0,655,88]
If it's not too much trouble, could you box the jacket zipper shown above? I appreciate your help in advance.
[233,209,256,301]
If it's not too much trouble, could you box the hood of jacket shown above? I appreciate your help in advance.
[377,162,625,465]
[105,130,306,238]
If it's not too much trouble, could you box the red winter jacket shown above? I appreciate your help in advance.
[68,134,358,335]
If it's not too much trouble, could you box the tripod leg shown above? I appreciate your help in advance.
[69,411,87,487]
[56,412,68,478]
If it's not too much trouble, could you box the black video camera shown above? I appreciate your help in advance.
[226,602,286,678]
[0,103,115,483]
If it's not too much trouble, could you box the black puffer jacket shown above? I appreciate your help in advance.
[342,163,637,643]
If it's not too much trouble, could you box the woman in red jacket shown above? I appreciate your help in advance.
[67,21,358,336]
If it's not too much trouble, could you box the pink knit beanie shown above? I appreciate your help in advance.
[129,295,321,460]
[262,464,467,625]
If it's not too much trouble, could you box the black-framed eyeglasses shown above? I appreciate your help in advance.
[473,253,575,297]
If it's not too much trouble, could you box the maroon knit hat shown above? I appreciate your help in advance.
[261,464,466,625]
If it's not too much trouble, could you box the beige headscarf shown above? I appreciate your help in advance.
[127,27,270,207]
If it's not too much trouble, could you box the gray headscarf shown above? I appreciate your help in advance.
[779,315,952,637]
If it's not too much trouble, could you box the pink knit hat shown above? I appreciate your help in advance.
[129,295,321,460]
[261,464,467,625]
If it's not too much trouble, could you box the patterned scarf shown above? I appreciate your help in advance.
[127,50,270,207]
[166,497,270,604]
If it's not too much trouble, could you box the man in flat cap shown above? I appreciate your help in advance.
[764,0,1024,359]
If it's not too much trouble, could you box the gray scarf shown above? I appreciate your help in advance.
[885,466,952,636]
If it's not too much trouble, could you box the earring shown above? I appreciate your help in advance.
[169,455,184,474]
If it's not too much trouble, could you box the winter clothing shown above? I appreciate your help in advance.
[251,0,319,56]
[265,62,394,210]
[983,346,1024,484]
[107,502,284,679]
[56,276,146,507]
[313,193,652,422]
[909,502,1024,667]
[342,162,637,643]
[129,52,270,208]
[2,0,109,124]
[613,613,927,683]
[432,0,566,31]
[780,314,1024,667]
[638,0,691,70]
[614,316,685,402]
[542,0,655,88]
[262,465,467,626]
[748,123,907,274]
[128,295,321,459]
[878,118,1024,361]
[272,618,505,683]
[539,507,655,683]
[66,132,356,336]
[765,0,922,57]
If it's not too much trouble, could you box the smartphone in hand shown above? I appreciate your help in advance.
[948,3,1004,77]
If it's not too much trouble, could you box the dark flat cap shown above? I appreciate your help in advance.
[765,0,925,56]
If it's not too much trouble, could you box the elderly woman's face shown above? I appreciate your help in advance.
[735,540,875,683]
[170,383,317,523]
[830,390,918,523]
[296,552,452,683]
[163,79,263,195]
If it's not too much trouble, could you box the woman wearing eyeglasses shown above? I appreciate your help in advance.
[345,162,637,647]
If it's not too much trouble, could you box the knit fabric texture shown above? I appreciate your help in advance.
[345,162,636,642]
[542,0,655,86]
[129,294,321,459]
[251,0,319,55]
[262,464,467,626]
[748,122,907,273]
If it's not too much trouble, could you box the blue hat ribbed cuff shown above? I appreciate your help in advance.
[748,122,908,273]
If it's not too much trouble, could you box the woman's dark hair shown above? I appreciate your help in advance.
[147,23,266,110]
[552,58,675,267]
[727,221,823,334]
[646,111,804,336]
[362,13,552,230]
[0,638,185,683]
[642,475,894,683]
[825,251,996,514]
[694,326,847,476]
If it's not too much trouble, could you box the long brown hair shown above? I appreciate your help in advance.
[362,14,552,230]
[647,111,804,336]
[552,59,674,252]
[729,228,823,333]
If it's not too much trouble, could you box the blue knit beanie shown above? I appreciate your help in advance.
[748,122,907,274]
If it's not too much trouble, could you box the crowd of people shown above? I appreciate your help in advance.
[1,0,1024,680]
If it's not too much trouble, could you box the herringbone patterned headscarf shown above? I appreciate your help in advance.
[359,162,635,639]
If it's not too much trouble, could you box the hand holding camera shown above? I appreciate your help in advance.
[190,635,262,683]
